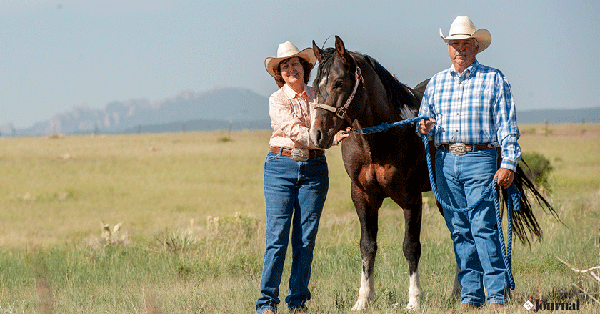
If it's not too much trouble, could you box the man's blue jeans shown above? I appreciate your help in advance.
[256,152,329,313]
[435,148,510,306]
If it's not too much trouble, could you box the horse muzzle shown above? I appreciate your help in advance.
[309,127,335,149]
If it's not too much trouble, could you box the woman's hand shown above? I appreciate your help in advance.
[333,127,352,145]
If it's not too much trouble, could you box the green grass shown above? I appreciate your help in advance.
[0,125,599,313]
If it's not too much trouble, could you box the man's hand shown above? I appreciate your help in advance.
[419,118,436,134]
[494,168,514,189]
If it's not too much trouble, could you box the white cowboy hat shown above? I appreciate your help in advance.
[264,41,317,77]
[439,16,491,53]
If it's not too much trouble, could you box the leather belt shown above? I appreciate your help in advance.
[269,146,325,159]
[437,143,496,155]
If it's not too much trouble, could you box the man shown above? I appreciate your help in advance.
[418,16,521,311]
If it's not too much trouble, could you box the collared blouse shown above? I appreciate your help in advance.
[268,83,318,150]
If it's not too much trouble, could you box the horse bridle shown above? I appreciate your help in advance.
[315,55,364,122]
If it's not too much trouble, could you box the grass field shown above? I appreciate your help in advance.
[0,123,599,313]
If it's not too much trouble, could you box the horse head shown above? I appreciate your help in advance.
[309,36,366,149]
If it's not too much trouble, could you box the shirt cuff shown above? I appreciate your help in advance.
[500,158,518,172]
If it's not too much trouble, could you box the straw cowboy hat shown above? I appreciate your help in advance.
[439,16,491,53]
[264,41,317,77]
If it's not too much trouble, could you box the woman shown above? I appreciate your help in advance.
[256,41,348,314]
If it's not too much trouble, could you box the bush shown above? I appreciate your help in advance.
[520,152,553,192]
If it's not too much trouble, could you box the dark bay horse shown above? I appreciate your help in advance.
[309,36,430,310]
[309,36,557,310]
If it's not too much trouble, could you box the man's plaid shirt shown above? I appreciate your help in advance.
[419,60,521,171]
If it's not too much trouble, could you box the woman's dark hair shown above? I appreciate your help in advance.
[273,57,313,88]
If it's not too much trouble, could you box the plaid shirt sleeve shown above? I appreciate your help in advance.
[494,71,521,171]
[417,82,437,140]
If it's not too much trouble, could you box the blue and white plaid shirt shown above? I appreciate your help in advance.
[419,60,521,171]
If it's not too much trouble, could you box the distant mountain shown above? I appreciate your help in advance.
[1,88,598,137]
[7,88,270,136]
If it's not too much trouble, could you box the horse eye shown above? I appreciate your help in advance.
[334,81,343,89]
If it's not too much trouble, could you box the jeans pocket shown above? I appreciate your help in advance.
[265,152,280,162]
[479,148,497,159]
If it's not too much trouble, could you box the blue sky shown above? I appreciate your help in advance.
[1,0,599,128]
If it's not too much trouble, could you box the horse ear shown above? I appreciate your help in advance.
[312,40,322,63]
[334,35,349,63]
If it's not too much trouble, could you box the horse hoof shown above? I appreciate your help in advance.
[406,295,420,310]
[405,300,420,310]
[351,299,369,311]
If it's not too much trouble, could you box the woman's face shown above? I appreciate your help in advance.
[279,57,304,87]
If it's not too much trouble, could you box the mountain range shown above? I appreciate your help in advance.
[1,88,598,136]
[1,88,270,136]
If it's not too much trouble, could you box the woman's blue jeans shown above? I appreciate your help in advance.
[256,152,329,313]
[435,148,510,306]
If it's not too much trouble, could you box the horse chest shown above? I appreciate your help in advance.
[356,163,396,189]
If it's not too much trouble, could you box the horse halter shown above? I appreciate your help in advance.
[315,55,364,121]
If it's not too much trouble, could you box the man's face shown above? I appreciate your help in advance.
[448,39,478,72]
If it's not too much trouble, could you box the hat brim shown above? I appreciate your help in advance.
[264,48,317,77]
[439,28,491,53]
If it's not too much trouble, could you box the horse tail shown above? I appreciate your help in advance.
[501,160,561,245]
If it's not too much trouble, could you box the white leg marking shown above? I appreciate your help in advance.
[351,260,374,311]
[406,271,421,310]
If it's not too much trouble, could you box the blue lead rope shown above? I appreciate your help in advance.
[421,131,517,290]
[350,116,424,134]
[352,115,517,290]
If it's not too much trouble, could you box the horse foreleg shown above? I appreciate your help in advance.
[352,257,375,311]
[351,183,381,311]
[403,199,422,310]
[352,216,378,311]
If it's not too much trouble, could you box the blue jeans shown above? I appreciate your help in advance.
[435,148,510,306]
[256,152,329,313]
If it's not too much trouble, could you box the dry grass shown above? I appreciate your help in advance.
[0,124,598,313]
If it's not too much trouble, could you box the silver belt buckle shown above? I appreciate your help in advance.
[291,148,310,162]
[449,143,467,155]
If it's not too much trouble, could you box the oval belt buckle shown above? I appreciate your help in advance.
[291,148,310,162]
[449,143,467,155]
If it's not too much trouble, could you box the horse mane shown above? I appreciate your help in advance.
[314,48,419,120]
[359,53,420,119]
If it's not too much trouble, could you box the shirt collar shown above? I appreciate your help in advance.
[450,59,480,78]
[283,83,312,100]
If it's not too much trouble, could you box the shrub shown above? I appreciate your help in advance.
[520,152,553,192]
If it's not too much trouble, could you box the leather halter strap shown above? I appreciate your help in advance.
[315,55,364,121]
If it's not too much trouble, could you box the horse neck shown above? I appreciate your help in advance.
[354,60,395,128]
